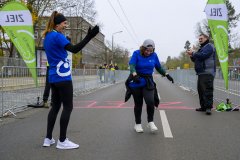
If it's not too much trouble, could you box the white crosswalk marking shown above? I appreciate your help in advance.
[158,92,161,100]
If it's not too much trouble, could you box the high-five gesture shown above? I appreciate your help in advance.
[87,25,100,39]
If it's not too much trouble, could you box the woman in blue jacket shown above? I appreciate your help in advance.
[42,11,99,149]
[126,39,174,133]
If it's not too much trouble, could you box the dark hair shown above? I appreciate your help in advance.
[139,45,155,56]
[42,11,63,37]
[199,34,208,39]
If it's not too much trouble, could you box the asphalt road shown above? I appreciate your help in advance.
[0,75,240,160]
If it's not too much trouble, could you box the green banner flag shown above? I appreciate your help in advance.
[205,0,228,89]
[0,1,38,87]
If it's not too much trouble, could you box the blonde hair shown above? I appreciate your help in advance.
[139,45,155,56]
[42,11,63,37]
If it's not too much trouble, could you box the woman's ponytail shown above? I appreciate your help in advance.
[42,11,63,37]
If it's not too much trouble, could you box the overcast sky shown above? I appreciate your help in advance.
[95,0,240,62]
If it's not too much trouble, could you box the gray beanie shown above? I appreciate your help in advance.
[142,39,155,48]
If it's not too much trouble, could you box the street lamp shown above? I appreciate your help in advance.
[112,31,122,64]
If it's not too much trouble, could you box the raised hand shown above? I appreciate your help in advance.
[87,25,100,39]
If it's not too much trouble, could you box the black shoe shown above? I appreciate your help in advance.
[196,108,206,111]
[206,108,211,115]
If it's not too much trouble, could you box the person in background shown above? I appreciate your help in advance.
[110,64,115,83]
[105,65,109,83]
[187,34,216,115]
[99,64,103,82]
[104,62,107,67]
[41,61,51,108]
[114,63,119,70]
[114,63,119,82]
[109,63,113,70]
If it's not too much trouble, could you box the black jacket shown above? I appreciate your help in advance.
[125,73,160,107]
[114,66,119,70]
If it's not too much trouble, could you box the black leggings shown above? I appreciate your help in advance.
[130,85,155,124]
[46,81,73,142]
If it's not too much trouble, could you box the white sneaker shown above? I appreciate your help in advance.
[134,124,144,133]
[147,122,158,131]
[56,138,79,149]
[43,138,55,147]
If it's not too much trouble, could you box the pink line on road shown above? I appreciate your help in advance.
[106,101,124,102]
[87,102,98,108]
[72,101,205,109]
[97,102,126,108]
[73,106,197,109]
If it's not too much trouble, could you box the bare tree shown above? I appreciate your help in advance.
[56,0,103,66]
[195,1,240,48]
[195,1,240,66]
[59,0,100,45]
[27,0,67,46]
[0,0,59,55]
[90,40,130,68]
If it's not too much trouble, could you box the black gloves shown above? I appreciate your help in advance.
[133,75,141,84]
[166,74,174,83]
[87,25,100,39]
[66,36,71,42]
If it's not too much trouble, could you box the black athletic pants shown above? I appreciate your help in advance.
[43,66,50,102]
[197,74,214,109]
[46,81,73,142]
[130,85,155,124]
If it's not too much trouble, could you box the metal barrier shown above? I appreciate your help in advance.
[1,67,130,121]
[72,69,129,93]
[1,66,47,120]
[167,66,240,108]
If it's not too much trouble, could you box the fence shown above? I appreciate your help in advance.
[167,66,240,108]
[1,66,47,121]
[0,67,130,121]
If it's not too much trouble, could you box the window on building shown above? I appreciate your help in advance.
[67,21,70,26]
[65,31,70,37]
[42,20,46,26]
[34,31,38,39]
[3,51,6,55]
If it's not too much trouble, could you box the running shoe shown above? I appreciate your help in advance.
[56,138,79,149]
[134,124,144,133]
[43,138,55,147]
[147,122,158,131]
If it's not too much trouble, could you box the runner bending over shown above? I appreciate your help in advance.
[125,39,174,133]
